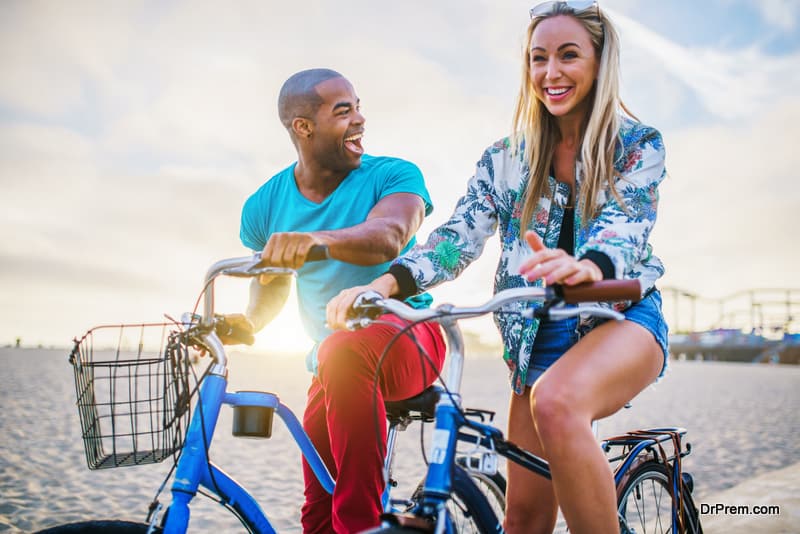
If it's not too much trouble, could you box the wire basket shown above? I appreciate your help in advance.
[69,323,192,470]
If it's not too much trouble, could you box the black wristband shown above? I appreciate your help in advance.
[387,263,419,300]
[579,250,615,280]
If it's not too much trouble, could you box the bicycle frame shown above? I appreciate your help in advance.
[412,386,692,533]
[354,284,695,533]
[160,367,335,533]
[604,427,692,531]
[158,255,415,533]
[148,256,332,533]
[360,304,507,533]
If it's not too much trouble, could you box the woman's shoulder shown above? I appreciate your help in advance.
[617,115,664,152]
[613,115,666,179]
[486,136,514,154]
[477,136,527,185]
[479,136,526,167]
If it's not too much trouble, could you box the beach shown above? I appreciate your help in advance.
[1,348,797,533]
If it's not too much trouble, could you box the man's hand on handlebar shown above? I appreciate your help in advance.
[326,285,382,331]
[216,313,256,346]
[259,232,328,270]
[326,273,399,330]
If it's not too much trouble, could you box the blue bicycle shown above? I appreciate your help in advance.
[37,253,505,534]
[346,282,702,534]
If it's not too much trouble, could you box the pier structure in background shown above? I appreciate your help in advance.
[661,287,800,364]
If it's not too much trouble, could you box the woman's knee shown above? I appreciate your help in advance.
[530,380,585,444]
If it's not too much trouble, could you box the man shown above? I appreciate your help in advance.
[237,68,445,533]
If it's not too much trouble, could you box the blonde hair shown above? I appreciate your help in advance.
[512,4,633,229]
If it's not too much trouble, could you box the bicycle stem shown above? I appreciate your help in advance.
[201,255,259,328]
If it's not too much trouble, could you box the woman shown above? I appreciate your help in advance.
[327,2,668,532]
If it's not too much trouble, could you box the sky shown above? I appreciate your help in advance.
[1,0,799,352]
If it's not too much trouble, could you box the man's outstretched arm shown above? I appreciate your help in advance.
[260,192,426,268]
[246,274,292,332]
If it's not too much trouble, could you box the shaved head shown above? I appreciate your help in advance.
[278,68,344,131]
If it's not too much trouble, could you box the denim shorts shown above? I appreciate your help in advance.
[525,289,669,387]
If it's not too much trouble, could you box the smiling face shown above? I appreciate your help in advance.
[308,76,365,173]
[529,15,599,122]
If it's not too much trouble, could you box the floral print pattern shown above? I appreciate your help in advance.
[394,116,667,394]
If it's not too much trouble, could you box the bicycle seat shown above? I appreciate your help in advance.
[385,385,443,424]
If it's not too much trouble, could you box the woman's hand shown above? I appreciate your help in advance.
[326,273,399,330]
[519,231,602,286]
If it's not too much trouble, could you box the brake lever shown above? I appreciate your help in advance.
[223,256,295,278]
[525,305,625,322]
[344,290,386,331]
[353,290,385,309]
[345,317,373,331]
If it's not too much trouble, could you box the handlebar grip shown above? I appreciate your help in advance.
[557,280,642,304]
[247,244,329,271]
[215,316,256,346]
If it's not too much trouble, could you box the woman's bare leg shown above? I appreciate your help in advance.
[530,321,662,534]
[504,386,558,534]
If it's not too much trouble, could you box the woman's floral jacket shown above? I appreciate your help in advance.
[393,116,666,394]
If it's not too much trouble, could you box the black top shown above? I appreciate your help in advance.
[557,206,575,253]
[558,201,615,280]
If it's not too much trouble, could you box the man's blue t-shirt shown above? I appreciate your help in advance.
[240,154,433,372]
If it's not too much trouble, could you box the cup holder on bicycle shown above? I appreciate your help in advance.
[232,391,275,439]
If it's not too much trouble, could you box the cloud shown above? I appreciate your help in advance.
[755,0,800,32]
[1,0,798,346]
[652,96,800,299]
[611,8,800,121]
[0,2,144,117]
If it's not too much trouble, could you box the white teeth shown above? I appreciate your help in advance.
[547,87,569,95]
[344,134,363,142]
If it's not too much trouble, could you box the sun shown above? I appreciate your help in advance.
[249,282,314,356]
[207,275,313,357]
[251,298,314,355]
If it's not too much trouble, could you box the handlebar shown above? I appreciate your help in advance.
[348,279,641,329]
[201,244,329,326]
[347,279,642,394]
[556,279,641,304]
[187,245,329,370]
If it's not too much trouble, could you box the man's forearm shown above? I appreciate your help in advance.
[246,276,291,332]
[311,192,425,266]
[314,217,410,266]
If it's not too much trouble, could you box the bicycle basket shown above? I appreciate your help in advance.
[69,323,192,470]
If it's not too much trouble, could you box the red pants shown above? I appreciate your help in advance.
[300,315,446,534]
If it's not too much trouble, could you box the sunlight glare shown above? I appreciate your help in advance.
[251,283,314,357]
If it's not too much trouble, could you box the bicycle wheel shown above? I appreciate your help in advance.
[455,455,506,522]
[617,461,702,534]
[463,469,506,526]
[408,465,503,534]
[35,520,159,534]
[362,528,423,534]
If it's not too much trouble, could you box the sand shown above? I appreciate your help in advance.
[1,348,798,533]
[699,461,800,533]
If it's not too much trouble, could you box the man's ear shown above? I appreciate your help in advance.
[292,117,313,139]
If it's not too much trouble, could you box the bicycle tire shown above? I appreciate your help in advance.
[408,465,503,534]
[617,461,702,534]
[463,469,506,526]
[35,520,159,534]
[362,528,426,534]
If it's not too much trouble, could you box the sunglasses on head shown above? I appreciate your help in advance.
[529,0,599,19]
